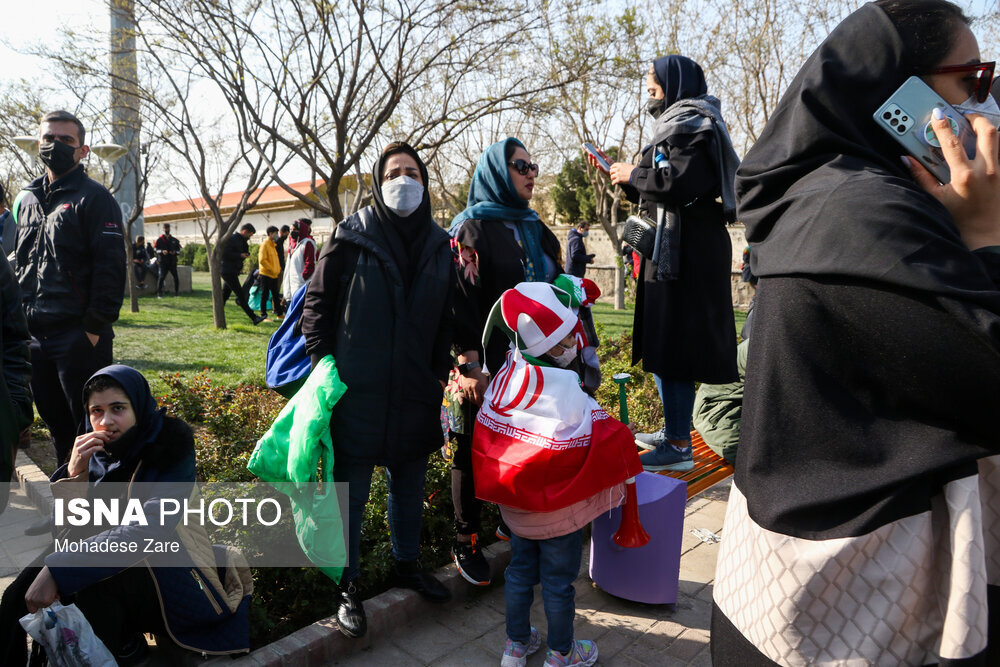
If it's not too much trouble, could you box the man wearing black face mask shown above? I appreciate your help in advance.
[11,110,126,481]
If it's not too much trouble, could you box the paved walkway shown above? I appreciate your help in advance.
[0,458,55,591]
[331,485,729,666]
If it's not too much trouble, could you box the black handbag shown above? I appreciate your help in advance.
[622,215,657,259]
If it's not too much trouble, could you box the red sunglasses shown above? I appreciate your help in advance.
[927,61,996,103]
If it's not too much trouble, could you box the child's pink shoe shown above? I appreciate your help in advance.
[501,627,541,667]
[542,640,598,667]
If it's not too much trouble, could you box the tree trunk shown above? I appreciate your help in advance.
[124,239,139,313]
[209,248,227,329]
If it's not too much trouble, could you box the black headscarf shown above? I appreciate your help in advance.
[651,55,707,107]
[370,142,434,287]
[83,364,165,483]
[737,3,1000,311]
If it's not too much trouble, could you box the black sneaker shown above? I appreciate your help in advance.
[451,534,491,586]
[336,580,367,638]
[251,314,267,325]
[394,560,451,603]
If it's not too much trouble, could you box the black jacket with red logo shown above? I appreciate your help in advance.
[13,166,126,335]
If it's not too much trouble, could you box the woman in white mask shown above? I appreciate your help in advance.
[300,142,456,639]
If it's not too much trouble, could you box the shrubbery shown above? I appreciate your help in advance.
[177,243,210,271]
[156,328,648,648]
[157,371,498,647]
[175,241,259,274]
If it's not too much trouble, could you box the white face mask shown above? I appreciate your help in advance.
[381,175,424,217]
[956,94,1000,128]
[549,346,578,368]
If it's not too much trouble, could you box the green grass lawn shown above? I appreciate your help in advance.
[113,271,276,396]
[592,300,748,341]
[112,274,746,398]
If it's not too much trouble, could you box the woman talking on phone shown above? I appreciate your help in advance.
[712,1,1000,663]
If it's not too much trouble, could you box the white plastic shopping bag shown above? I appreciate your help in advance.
[19,601,115,666]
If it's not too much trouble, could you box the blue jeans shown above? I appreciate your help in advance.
[653,375,696,441]
[505,529,584,653]
[333,456,429,582]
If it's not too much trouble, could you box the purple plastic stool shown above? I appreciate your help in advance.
[589,471,685,604]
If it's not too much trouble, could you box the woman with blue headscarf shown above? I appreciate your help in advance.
[448,137,562,586]
[603,55,740,473]
[0,365,252,663]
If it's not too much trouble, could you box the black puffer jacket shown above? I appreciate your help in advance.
[13,167,125,335]
[301,207,454,465]
[0,252,32,513]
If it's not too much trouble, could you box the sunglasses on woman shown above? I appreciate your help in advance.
[508,159,539,176]
[927,61,996,103]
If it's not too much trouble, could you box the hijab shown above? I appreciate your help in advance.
[652,55,707,107]
[737,3,1000,310]
[84,364,165,483]
[449,138,547,281]
[370,142,434,287]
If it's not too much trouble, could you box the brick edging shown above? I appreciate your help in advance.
[218,541,513,666]
[14,451,54,518]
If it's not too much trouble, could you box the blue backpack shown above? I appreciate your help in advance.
[265,283,311,397]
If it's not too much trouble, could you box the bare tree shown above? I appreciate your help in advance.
[47,8,289,327]
[138,0,577,224]
[0,84,47,206]
[538,6,651,308]
[134,33,285,328]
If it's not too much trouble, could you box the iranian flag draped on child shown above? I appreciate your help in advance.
[471,282,642,519]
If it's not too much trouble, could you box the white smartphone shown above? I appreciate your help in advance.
[873,76,976,183]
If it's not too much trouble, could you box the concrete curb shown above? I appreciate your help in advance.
[218,540,513,666]
[14,451,53,518]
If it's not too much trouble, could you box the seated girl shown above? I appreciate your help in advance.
[0,365,252,664]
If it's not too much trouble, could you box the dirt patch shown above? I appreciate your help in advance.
[22,421,58,477]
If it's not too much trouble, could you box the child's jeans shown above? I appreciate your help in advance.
[505,528,584,654]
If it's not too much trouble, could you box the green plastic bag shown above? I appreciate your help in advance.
[248,355,348,582]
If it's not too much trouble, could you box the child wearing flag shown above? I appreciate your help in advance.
[472,282,642,667]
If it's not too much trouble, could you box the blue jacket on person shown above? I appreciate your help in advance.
[564,227,593,278]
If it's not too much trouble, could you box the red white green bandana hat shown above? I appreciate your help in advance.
[482,282,578,359]
[552,274,601,308]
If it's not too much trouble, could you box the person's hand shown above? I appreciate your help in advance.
[25,567,59,613]
[67,430,112,477]
[86,332,99,347]
[609,162,636,186]
[626,422,639,434]
[458,369,489,406]
[241,252,249,258]
[907,112,1000,250]
[585,151,610,175]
